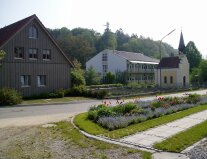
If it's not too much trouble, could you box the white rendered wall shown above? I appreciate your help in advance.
[107,52,127,74]
[86,50,103,75]
[86,50,127,77]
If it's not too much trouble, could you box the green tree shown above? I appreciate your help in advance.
[85,66,100,85]
[198,60,207,83]
[122,38,141,53]
[115,71,128,84]
[0,50,6,67]
[104,72,115,84]
[0,50,5,60]
[190,68,200,84]
[184,41,202,71]
[97,22,117,51]
[71,59,86,87]
[115,28,130,50]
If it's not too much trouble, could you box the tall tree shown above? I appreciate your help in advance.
[115,28,130,50]
[198,60,207,83]
[104,72,115,84]
[85,66,100,85]
[97,22,117,51]
[71,59,86,86]
[184,41,202,71]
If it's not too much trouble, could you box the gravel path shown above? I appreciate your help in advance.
[187,138,207,159]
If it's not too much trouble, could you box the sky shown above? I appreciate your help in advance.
[1,0,207,58]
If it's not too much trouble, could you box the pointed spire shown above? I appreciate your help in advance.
[178,31,185,53]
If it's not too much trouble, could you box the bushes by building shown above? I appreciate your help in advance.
[0,88,22,106]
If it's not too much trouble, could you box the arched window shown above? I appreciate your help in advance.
[29,25,38,38]
[164,76,167,84]
[170,76,173,84]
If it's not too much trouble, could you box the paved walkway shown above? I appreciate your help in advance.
[120,109,207,148]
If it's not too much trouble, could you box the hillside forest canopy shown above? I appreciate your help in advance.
[48,25,177,67]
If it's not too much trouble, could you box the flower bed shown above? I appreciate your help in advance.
[87,94,207,130]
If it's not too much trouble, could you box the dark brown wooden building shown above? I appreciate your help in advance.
[0,14,73,96]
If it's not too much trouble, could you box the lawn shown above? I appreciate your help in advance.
[22,97,92,105]
[153,120,207,152]
[52,121,152,159]
[0,121,151,159]
[74,104,207,139]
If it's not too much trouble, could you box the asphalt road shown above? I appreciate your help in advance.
[0,89,206,128]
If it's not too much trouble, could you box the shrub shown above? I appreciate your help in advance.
[88,104,114,121]
[150,101,163,109]
[54,88,65,98]
[97,106,115,118]
[69,85,87,96]
[0,88,22,105]
[86,90,109,99]
[88,110,98,121]
[96,90,109,99]
[24,89,66,100]
[186,94,201,104]
[112,102,138,115]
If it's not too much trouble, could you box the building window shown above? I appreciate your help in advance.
[14,47,24,59]
[170,76,173,84]
[20,75,31,87]
[29,25,38,38]
[37,75,46,86]
[103,64,108,73]
[102,53,108,61]
[43,49,51,60]
[164,76,167,84]
[29,48,38,59]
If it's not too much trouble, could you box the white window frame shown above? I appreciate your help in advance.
[20,75,31,87]
[43,49,51,60]
[37,75,46,87]
[29,48,38,59]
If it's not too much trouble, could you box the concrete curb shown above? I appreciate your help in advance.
[71,115,192,159]
[71,115,157,153]
[0,99,99,108]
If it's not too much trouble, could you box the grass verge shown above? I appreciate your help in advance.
[74,104,207,139]
[153,120,207,152]
[52,121,152,159]
[22,97,92,105]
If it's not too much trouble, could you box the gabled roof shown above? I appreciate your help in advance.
[0,14,73,66]
[106,50,159,64]
[0,15,35,47]
[157,56,180,68]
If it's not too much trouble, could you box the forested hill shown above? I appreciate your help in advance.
[48,27,177,67]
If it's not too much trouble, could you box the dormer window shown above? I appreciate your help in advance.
[29,25,38,38]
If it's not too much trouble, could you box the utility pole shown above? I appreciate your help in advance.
[159,29,175,88]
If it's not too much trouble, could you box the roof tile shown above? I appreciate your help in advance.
[107,50,159,63]
[158,56,180,68]
[0,15,35,47]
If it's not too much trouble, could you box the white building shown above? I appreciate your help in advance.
[86,49,159,83]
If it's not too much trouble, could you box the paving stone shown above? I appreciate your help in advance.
[119,108,207,150]
[120,134,148,143]
[177,119,203,129]
[135,139,156,146]
[153,152,189,159]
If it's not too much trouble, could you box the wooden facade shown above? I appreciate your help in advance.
[0,15,72,96]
